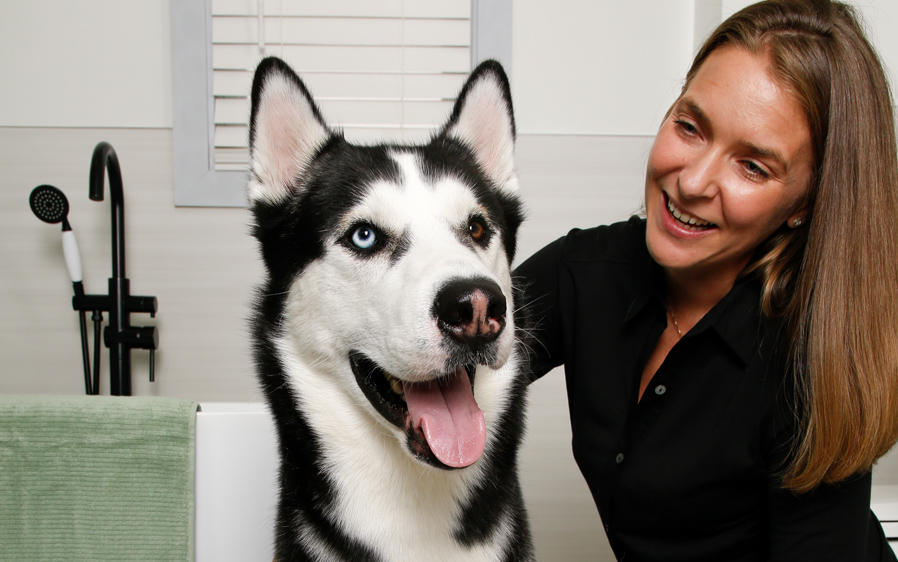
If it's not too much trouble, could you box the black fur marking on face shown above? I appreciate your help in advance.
[390,230,412,264]
[415,136,525,264]
[250,139,405,288]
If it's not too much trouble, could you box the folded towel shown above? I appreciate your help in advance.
[0,395,199,562]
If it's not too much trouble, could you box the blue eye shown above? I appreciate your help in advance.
[351,224,377,249]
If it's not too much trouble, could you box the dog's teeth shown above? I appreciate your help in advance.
[384,372,405,397]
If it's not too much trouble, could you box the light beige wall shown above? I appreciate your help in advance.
[511,0,695,135]
[0,0,172,128]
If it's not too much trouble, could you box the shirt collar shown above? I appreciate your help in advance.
[694,274,763,365]
[621,234,764,366]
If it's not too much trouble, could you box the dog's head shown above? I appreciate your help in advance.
[248,57,523,470]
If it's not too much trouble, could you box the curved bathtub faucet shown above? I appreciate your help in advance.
[71,142,159,395]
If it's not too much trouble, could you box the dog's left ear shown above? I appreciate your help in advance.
[441,60,517,191]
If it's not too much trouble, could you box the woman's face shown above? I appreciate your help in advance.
[645,46,814,285]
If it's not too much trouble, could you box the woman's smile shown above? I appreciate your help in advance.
[663,192,717,234]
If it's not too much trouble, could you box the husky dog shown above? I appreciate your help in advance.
[247,57,532,562]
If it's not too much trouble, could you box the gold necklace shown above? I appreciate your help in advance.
[666,303,683,338]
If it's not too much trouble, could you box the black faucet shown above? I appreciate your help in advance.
[73,142,158,395]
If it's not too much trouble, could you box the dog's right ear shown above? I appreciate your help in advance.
[248,57,330,205]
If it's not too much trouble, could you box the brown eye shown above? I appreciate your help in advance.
[469,219,486,241]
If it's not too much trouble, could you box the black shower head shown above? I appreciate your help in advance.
[29,183,83,284]
[30,184,71,230]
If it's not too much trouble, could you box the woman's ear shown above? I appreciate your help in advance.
[787,212,807,228]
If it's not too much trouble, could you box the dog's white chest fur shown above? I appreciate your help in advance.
[281,349,520,561]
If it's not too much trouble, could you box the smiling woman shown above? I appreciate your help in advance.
[515,0,898,560]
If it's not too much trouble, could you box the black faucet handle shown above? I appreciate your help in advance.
[119,326,158,351]
[126,295,158,317]
[117,326,158,384]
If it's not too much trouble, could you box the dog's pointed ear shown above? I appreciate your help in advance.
[248,57,330,205]
[441,60,517,191]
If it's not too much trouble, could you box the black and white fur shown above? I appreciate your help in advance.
[247,57,532,562]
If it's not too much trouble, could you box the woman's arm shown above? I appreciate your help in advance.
[513,236,567,382]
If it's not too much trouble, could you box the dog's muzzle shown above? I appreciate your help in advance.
[347,278,508,470]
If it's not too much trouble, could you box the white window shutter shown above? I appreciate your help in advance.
[210,0,472,171]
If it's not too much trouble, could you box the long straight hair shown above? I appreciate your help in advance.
[687,0,898,492]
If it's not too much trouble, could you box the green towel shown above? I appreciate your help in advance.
[0,395,199,562]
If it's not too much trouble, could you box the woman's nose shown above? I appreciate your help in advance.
[678,148,721,200]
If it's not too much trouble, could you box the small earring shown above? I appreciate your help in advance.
[792,217,803,227]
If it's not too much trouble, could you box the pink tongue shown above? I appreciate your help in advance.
[404,368,486,468]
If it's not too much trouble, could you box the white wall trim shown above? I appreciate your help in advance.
[170,0,247,207]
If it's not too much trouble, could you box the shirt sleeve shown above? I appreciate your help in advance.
[513,235,567,382]
[767,471,895,561]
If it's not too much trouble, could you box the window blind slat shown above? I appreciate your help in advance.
[403,19,471,46]
[402,73,467,99]
[213,70,253,97]
[274,0,402,18]
[402,47,471,73]
[215,97,250,124]
[215,125,250,148]
[402,1,470,19]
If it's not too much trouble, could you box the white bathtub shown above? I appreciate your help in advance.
[195,403,278,562]
[194,403,898,560]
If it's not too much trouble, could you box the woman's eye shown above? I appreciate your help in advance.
[743,160,770,180]
[674,119,698,135]
[468,218,488,242]
[351,224,377,249]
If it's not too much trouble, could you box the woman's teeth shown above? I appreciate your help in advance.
[667,198,713,229]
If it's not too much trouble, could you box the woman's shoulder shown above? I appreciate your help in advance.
[557,215,647,263]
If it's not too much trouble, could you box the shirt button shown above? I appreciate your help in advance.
[615,453,625,464]
[654,384,667,395]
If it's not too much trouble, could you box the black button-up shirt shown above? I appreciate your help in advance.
[516,217,894,561]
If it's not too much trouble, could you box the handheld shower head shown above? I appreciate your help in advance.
[30,183,94,395]
[29,184,82,284]
[30,184,71,230]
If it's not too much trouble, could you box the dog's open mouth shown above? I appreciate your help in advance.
[349,352,486,469]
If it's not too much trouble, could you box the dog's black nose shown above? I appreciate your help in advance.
[434,278,506,346]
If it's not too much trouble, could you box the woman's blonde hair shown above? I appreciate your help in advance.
[687,0,898,492]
